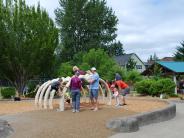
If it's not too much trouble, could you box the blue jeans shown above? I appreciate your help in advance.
[71,90,80,110]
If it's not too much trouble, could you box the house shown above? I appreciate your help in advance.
[114,53,146,73]
[160,57,174,61]
[144,57,175,69]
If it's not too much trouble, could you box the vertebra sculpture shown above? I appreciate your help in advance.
[35,74,111,111]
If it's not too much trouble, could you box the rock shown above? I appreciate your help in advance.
[0,120,13,138]
[106,117,139,132]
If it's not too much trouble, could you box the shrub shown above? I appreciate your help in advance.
[25,91,36,98]
[150,78,175,96]
[169,93,179,97]
[135,79,156,95]
[135,78,175,97]
[1,87,16,99]
[157,78,175,95]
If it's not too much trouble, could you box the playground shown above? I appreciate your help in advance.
[0,97,167,138]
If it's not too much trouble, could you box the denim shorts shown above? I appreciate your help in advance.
[120,87,130,96]
[90,89,99,98]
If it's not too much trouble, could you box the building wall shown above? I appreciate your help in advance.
[131,54,146,73]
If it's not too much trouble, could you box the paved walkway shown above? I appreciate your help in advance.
[110,102,184,138]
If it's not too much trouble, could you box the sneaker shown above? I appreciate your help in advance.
[90,107,95,110]
[93,108,98,111]
[72,109,75,113]
[115,104,120,107]
[76,110,79,113]
[119,103,127,106]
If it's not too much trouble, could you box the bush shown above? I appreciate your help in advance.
[135,79,156,95]
[135,78,175,97]
[157,78,175,95]
[1,87,16,99]
[25,91,36,98]
[150,78,175,96]
[169,93,179,97]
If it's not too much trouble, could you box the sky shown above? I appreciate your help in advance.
[26,0,184,62]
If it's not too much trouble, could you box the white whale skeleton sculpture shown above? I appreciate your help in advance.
[35,73,112,111]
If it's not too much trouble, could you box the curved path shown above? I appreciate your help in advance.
[110,102,184,138]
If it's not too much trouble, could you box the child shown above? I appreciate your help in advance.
[113,85,120,107]
[65,92,71,104]
[110,80,116,94]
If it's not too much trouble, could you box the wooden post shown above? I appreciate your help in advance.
[173,74,177,94]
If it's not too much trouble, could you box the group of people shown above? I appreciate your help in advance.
[50,66,130,113]
[70,66,100,112]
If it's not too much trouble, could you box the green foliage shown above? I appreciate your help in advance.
[153,78,175,95]
[55,0,123,61]
[27,81,38,93]
[135,78,175,96]
[174,41,184,61]
[56,48,126,80]
[152,64,162,78]
[25,91,36,98]
[135,79,156,95]
[57,62,73,77]
[82,49,121,80]
[80,63,91,71]
[0,0,58,94]
[169,93,179,97]
[126,70,142,84]
[126,58,137,71]
[1,87,16,98]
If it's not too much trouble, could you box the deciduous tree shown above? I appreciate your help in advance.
[0,0,58,95]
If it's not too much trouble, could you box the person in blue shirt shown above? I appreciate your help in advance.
[89,67,100,111]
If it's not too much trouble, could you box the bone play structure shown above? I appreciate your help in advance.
[35,74,112,111]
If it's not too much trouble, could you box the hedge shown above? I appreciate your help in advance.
[135,78,175,96]
[1,87,16,99]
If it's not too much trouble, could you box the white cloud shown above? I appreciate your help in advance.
[107,0,184,61]
[26,0,184,61]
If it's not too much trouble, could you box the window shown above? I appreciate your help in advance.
[136,65,142,69]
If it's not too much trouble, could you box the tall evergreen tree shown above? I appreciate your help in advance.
[0,0,58,95]
[174,41,184,61]
[55,0,124,61]
[126,57,136,71]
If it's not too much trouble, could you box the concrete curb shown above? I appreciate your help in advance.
[106,101,176,133]
[0,119,13,138]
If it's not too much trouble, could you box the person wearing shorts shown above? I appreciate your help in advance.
[115,79,130,106]
[89,67,100,111]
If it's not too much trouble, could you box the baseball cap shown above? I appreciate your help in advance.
[91,67,96,71]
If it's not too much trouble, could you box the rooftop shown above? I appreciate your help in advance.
[157,61,184,73]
